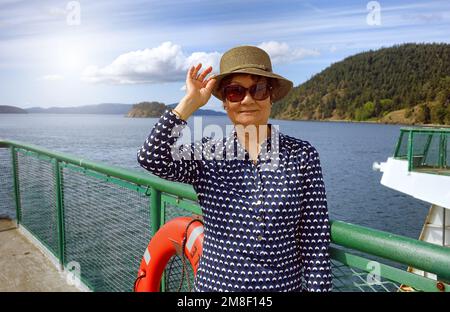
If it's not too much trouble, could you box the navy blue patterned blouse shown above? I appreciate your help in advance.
[137,109,332,292]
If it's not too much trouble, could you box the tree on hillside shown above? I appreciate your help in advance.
[417,104,431,124]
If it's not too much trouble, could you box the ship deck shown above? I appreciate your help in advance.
[0,219,79,292]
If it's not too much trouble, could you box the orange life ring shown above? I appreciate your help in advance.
[134,216,204,292]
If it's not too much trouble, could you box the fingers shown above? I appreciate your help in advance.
[187,63,202,80]
[197,65,213,81]
[187,66,193,80]
[191,63,202,79]
[188,63,214,82]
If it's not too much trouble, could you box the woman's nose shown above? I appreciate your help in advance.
[240,90,255,104]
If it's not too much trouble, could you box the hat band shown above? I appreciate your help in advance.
[227,63,270,72]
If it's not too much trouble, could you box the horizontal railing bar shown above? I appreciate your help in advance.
[400,128,450,133]
[331,220,450,282]
[330,247,450,292]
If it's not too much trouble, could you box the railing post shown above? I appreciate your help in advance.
[393,131,403,157]
[11,146,22,225]
[149,186,164,292]
[407,130,414,171]
[438,133,445,168]
[54,159,65,269]
[150,187,161,236]
[444,134,448,168]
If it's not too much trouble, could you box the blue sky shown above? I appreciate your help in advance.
[1,0,449,111]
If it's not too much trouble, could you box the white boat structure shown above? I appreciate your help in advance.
[373,127,450,287]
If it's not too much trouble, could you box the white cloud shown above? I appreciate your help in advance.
[82,40,322,85]
[40,74,64,81]
[82,41,221,84]
[257,41,320,64]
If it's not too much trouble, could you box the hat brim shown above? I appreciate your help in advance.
[211,68,293,103]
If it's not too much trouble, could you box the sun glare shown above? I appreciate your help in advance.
[57,41,87,71]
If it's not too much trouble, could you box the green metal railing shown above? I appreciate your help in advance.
[394,127,450,175]
[1,139,450,292]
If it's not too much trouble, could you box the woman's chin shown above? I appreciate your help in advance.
[236,114,259,125]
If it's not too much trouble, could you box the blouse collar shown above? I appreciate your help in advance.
[225,123,280,163]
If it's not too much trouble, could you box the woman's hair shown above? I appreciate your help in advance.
[220,74,279,107]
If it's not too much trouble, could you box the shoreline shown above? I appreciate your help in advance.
[271,116,450,128]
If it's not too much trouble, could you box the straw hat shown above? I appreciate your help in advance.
[211,45,293,102]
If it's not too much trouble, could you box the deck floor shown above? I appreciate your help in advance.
[0,219,79,292]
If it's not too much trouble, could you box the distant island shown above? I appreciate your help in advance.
[0,105,27,114]
[127,102,227,117]
[271,43,450,125]
[127,101,166,117]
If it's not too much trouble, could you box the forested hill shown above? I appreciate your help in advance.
[271,43,450,125]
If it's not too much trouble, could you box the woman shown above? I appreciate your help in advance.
[137,45,332,292]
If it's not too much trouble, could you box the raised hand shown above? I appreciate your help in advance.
[174,63,217,120]
[186,63,217,107]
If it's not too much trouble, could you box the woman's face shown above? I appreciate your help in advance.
[222,74,272,127]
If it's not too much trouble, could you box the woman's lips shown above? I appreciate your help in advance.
[239,110,258,113]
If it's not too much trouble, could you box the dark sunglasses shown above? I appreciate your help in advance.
[222,82,272,102]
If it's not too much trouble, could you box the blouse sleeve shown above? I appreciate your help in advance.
[137,109,204,185]
[299,144,332,292]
